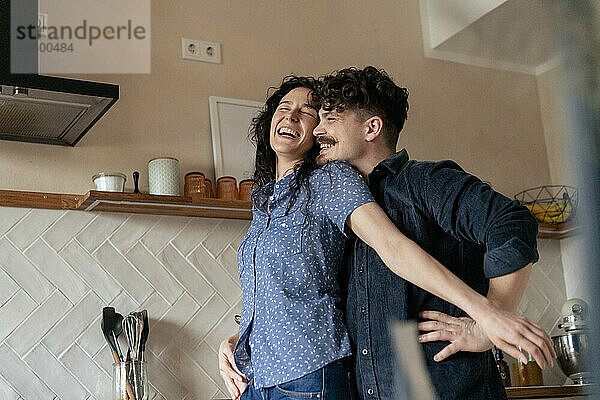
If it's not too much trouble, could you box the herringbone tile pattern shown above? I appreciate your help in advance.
[0,206,248,400]
[0,206,577,396]
[514,239,569,385]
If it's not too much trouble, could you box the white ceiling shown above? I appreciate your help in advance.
[420,0,560,75]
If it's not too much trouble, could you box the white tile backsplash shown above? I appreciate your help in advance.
[60,240,121,304]
[0,344,55,399]
[0,205,576,397]
[76,212,129,253]
[94,241,153,304]
[42,291,103,357]
[25,239,88,304]
[60,344,112,400]
[0,375,20,400]
[24,344,88,399]
[188,245,242,306]
[0,208,30,237]
[0,291,36,343]
[159,244,215,305]
[110,214,160,253]
[125,242,185,305]
[42,210,95,252]
[6,209,63,251]
[0,267,19,306]
[6,290,70,357]
[0,238,54,304]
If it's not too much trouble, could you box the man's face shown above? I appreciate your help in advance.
[313,107,368,166]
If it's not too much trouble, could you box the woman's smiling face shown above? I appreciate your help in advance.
[269,87,319,161]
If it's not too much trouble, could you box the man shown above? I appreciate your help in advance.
[311,66,539,399]
[219,66,543,399]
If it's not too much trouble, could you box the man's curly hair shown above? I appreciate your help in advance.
[316,66,409,149]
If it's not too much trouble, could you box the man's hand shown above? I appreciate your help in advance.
[218,333,248,399]
[417,310,493,362]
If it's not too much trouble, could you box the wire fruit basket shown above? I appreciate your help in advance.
[514,185,578,227]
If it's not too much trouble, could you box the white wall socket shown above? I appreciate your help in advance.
[181,38,221,64]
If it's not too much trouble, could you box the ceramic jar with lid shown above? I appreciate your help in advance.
[148,157,180,196]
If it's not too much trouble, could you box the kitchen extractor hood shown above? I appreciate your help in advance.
[0,0,119,146]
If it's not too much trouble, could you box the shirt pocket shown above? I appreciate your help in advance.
[272,211,305,259]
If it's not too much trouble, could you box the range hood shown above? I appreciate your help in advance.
[0,0,119,146]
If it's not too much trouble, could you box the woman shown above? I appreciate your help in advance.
[220,76,553,400]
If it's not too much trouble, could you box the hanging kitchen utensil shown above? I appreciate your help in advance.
[102,307,135,400]
[140,310,149,362]
[101,307,121,363]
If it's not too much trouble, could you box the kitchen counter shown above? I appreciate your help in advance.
[506,384,594,399]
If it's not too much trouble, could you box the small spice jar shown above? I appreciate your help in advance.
[217,176,238,200]
[184,172,205,199]
[513,352,544,387]
[238,179,256,202]
[521,353,544,386]
[204,179,213,198]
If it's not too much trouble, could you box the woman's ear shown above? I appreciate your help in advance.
[365,116,383,142]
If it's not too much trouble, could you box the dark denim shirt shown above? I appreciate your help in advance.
[234,161,374,388]
[345,150,539,400]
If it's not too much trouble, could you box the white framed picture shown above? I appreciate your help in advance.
[209,96,264,183]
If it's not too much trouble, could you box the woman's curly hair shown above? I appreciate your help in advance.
[315,66,409,149]
[249,75,321,212]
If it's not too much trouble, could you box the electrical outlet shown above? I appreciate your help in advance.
[181,38,221,64]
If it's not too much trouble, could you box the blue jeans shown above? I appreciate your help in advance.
[241,357,358,400]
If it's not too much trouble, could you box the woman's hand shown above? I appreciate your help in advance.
[470,300,556,368]
[218,334,248,399]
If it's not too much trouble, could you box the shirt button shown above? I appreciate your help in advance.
[362,348,368,355]
[361,306,367,313]
[358,266,364,273]
[367,388,374,395]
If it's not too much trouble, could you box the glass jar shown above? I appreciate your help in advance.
[113,361,148,400]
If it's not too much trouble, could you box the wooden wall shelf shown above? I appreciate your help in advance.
[0,189,252,220]
[537,222,578,240]
[0,190,582,232]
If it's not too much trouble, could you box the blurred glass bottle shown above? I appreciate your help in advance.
[522,352,544,386]
[494,348,512,387]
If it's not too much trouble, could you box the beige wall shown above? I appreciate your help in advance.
[0,0,551,198]
[536,66,576,186]
[536,66,588,303]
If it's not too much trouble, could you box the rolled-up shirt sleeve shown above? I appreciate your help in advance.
[313,161,375,235]
[412,160,539,278]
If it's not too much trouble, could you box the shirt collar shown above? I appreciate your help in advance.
[251,172,296,213]
[368,148,409,180]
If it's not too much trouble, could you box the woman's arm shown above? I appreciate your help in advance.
[347,202,555,367]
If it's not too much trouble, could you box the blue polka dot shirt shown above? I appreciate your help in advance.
[233,161,375,388]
